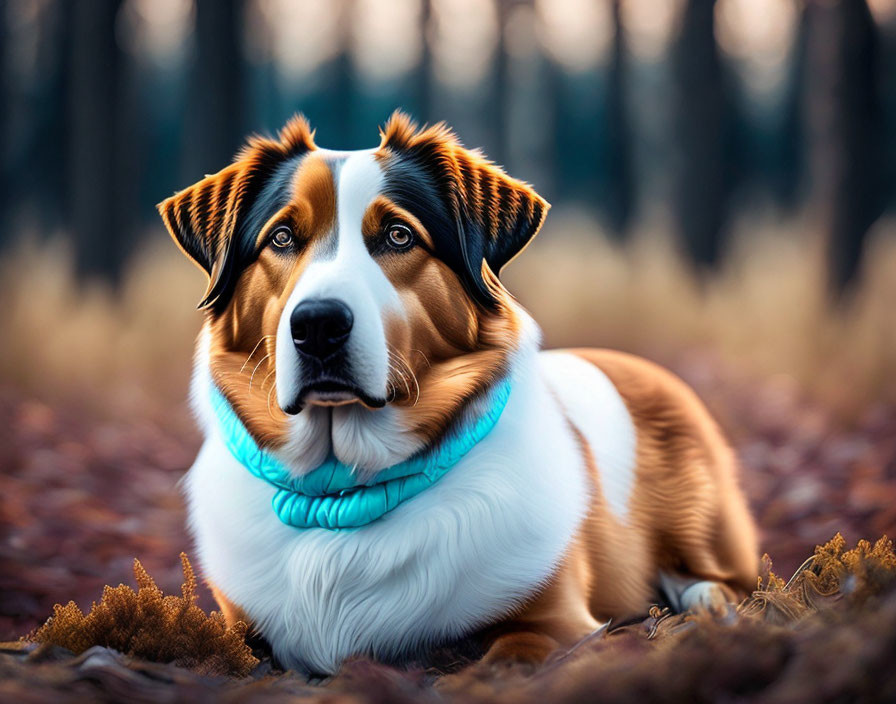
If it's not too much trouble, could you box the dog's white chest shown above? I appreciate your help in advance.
[184,362,588,674]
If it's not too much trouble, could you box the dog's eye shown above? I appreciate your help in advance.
[270,226,295,249]
[385,224,414,251]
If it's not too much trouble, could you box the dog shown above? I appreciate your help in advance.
[158,112,758,675]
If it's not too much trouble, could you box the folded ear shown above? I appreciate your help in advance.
[157,115,316,309]
[378,112,549,307]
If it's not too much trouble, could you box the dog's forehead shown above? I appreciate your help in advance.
[234,144,454,277]
[261,147,445,239]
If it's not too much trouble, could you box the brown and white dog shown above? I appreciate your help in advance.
[158,112,758,675]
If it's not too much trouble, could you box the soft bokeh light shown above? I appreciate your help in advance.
[431,0,498,89]
[535,0,613,71]
[118,0,195,67]
[868,0,896,24]
[506,1,538,60]
[4,2,896,695]
[249,0,344,78]
[619,0,685,61]
[715,0,799,93]
[350,0,423,82]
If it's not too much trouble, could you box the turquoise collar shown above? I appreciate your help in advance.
[210,380,512,530]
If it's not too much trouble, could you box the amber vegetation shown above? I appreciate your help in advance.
[29,554,258,678]
[431,533,896,704]
[2,534,894,702]
[741,533,896,623]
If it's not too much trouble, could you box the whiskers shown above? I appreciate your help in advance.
[387,348,421,406]
[249,353,272,392]
[410,348,432,370]
[241,336,279,416]
[239,335,275,374]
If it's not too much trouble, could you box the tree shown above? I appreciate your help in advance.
[604,0,633,235]
[669,0,734,268]
[0,0,9,242]
[67,0,129,281]
[803,0,885,296]
[185,0,246,178]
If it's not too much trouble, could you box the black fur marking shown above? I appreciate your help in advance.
[379,153,497,308]
[203,153,308,312]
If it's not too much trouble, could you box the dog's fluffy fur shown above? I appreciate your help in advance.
[158,112,758,674]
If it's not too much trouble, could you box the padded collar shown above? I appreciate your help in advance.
[210,380,512,530]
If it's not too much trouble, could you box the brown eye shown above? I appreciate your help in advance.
[385,224,413,251]
[270,226,294,249]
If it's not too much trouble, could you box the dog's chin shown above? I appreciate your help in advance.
[282,380,387,415]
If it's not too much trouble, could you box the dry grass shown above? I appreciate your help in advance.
[430,533,896,704]
[0,236,202,418]
[2,212,895,417]
[507,210,896,416]
[29,554,258,677]
[6,534,896,701]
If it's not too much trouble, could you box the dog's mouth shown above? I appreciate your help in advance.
[283,379,387,414]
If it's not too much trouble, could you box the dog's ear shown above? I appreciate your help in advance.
[157,115,316,310]
[378,111,549,307]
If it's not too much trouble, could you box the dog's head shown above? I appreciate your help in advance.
[159,112,548,470]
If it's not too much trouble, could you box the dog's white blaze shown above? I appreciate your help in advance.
[186,319,589,674]
[539,351,637,519]
[275,150,422,472]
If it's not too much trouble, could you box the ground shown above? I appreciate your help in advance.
[1,351,896,702]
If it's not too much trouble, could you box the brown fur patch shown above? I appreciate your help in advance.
[209,582,250,629]
[377,111,549,275]
[204,153,339,447]
[157,115,317,309]
[370,115,547,445]
[381,272,520,443]
[371,222,522,444]
[576,349,759,593]
[484,350,758,664]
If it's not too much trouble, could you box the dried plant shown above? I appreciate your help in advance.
[9,536,896,701]
[29,554,258,677]
[739,533,896,623]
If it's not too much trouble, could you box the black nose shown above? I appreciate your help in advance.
[290,299,354,359]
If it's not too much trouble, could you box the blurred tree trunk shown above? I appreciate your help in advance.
[604,0,633,236]
[669,0,731,268]
[778,5,810,209]
[332,51,354,148]
[804,0,885,297]
[490,0,513,168]
[880,17,896,215]
[416,0,433,123]
[34,2,74,236]
[0,0,8,243]
[330,0,354,147]
[504,3,554,196]
[67,0,127,281]
[186,0,245,178]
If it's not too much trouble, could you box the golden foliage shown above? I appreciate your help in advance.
[29,554,258,677]
[506,213,896,416]
[740,533,896,624]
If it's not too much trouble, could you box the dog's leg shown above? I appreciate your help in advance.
[658,571,737,612]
